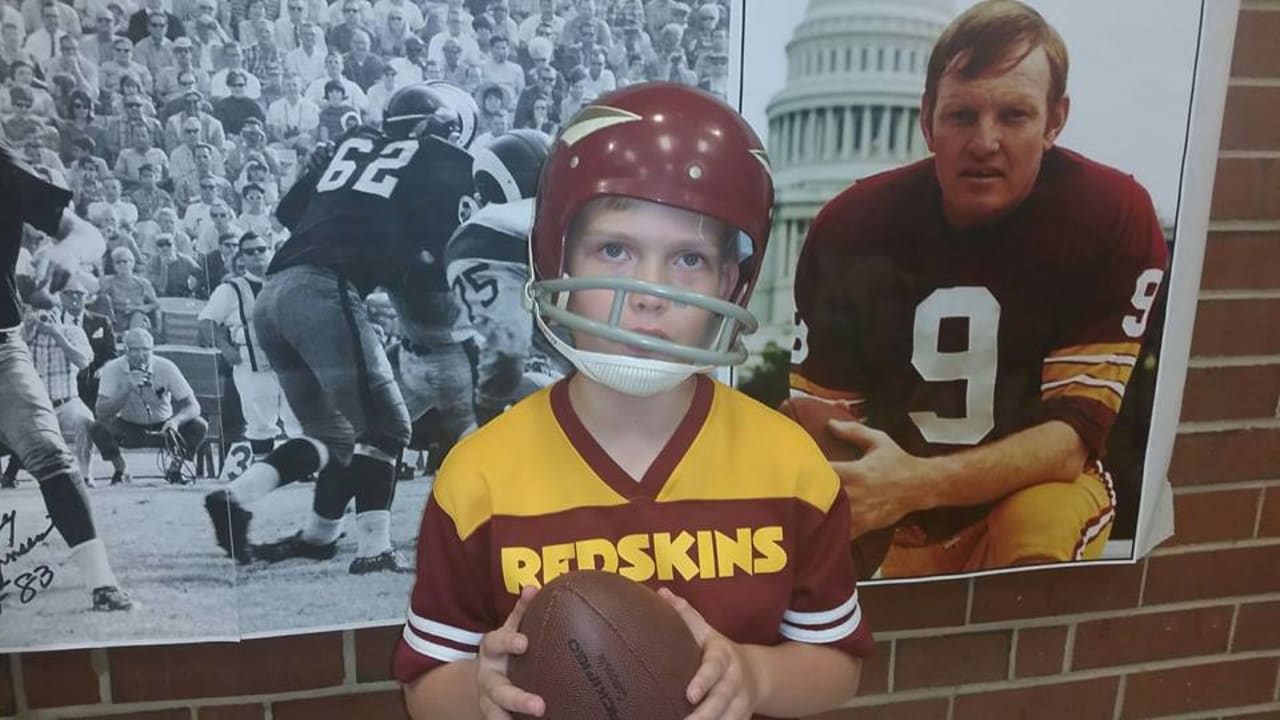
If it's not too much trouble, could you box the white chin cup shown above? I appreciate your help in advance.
[535,313,711,396]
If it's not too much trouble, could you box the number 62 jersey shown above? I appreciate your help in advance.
[791,146,1169,465]
[271,127,477,297]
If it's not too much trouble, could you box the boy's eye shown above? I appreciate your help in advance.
[675,252,706,269]
[599,242,627,260]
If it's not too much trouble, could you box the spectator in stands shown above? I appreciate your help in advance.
[559,63,589,122]
[56,91,107,162]
[518,0,563,48]
[481,34,522,106]
[106,90,162,157]
[90,176,140,227]
[488,0,518,43]
[101,246,159,331]
[316,79,358,141]
[211,43,263,100]
[59,273,116,409]
[343,27,384,90]
[181,170,224,236]
[92,327,208,485]
[135,12,177,85]
[581,45,614,99]
[238,0,270,48]
[101,38,153,107]
[528,94,556,135]
[152,207,195,256]
[236,183,272,236]
[374,0,422,33]
[387,34,424,85]
[81,9,118,66]
[275,0,310,52]
[189,3,231,71]
[266,72,318,149]
[327,0,366,54]
[45,34,99,99]
[3,60,56,118]
[609,20,654,71]
[176,141,233,209]
[146,232,203,298]
[245,19,286,83]
[3,86,51,142]
[131,163,175,223]
[199,228,241,290]
[285,21,326,84]
[114,119,169,189]
[373,6,409,58]
[215,69,267,134]
[514,60,557,128]
[429,5,479,66]
[23,1,65,65]
[155,38,210,104]
[471,108,507,149]
[305,51,367,112]
[226,117,281,181]
[563,0,612,50]
[364,63,396,124]
[164,88,225,152]
[127,0,185,43]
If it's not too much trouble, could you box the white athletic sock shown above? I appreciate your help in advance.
[226,462,283,507]
[70,539,118,590]
[355,510,391,558]
[302,512,343,545]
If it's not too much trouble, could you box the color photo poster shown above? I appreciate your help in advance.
[731,0,1237,583]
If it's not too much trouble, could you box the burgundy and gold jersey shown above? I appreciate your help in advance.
[394,375,874,684]
[792,146,1168,466]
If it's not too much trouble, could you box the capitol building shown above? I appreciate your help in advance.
[746,0,957,359]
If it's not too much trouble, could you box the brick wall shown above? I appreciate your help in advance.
[4,3,1278,719]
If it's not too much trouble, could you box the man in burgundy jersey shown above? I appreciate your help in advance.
[791,0,1169,578]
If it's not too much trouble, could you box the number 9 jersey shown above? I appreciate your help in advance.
[271,126,477,297]
[791,146,1169,467]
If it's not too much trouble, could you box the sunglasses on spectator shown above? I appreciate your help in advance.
[229,82,246,88]
[156,240,173,247]
[241,246,268,255]
[126,101,142,107]
[150,21,167,27]
[212,213,229,219]
[200,184,216,190]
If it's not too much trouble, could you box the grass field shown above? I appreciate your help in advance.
[0,450,431,651]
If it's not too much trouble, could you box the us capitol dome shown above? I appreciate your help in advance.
[746,0,957,358]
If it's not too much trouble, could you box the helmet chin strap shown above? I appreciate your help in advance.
[533,310,711,397]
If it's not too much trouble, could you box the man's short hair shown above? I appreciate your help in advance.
[924,0,1069,114]
[473,15,492,32]
[242,183,264,197]
[323,79,345,96]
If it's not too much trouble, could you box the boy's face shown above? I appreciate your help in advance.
[564,198,738,362]
[140,168,156,187]
[245,189,264,209]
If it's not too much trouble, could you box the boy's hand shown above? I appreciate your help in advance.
[658,588,761,720]
[476,585,545,719]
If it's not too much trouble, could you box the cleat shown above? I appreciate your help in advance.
[204,490,253,564]
[110,469,131,485]
[92,585,133,611]
[252,531,338,563]
[348,550,414,575]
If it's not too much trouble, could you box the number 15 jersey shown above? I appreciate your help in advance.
[792,146,1169,464]
[272,128,476,297]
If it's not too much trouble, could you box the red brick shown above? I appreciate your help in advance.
[355,625,400,683]
[1261,486,1280,537]
[970,563,1141,622]
[0,655,13,717]
[195,705,265,720]
[857,641,891,696]
[1120,657,1278,719]
[894,631,1009,690]
[1201,232,1280,291]
[1233,601,1280,652]
[1211,158,1280,220]
[78,707,189,712]
[1181,365,1280,422]
[1145,545,1280,604]
[809,699,950,720]
[21,649,100,709]
[1221,86,1280,151]
[1013,626,1066,678]
[1072,606,1232,669]
[954,677,1119,720]
[1231,10,1280,77]
[1190,299,1280,357]
[1170,429,1280,486]
[857,579,968,632]
[272,691,409,720]
[110,634,343,702]
[1168,488,1262,545]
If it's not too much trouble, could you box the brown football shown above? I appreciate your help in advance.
[508,571,701,720]
[778,395,894,580]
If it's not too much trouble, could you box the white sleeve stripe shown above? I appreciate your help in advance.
[782,589,859,626]
[779,605,862,645]
[1040,374,1127,396]
[401,625,478,663]
[406,610,485,646]
[1043,354,1137,366]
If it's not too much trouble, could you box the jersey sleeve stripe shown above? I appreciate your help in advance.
[781,589,859,626]
[788,373,866,403]
[401,625,478,663]
[1043,353,1137,367]
[1043,383,1125,415]
[1041,374,1127,397]
[407,611,486,646]
[779,604,863,645]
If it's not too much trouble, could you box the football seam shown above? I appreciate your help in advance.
[563,583,689,719]
[529,589,558,707]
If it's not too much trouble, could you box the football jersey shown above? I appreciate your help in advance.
[394,375,874,685]
[792,146,1168,465]
[271,127,477,297]
[1,140,70,328]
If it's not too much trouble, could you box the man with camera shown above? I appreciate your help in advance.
[91,327,208,485]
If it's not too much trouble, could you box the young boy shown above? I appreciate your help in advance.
[395,84,873,719]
